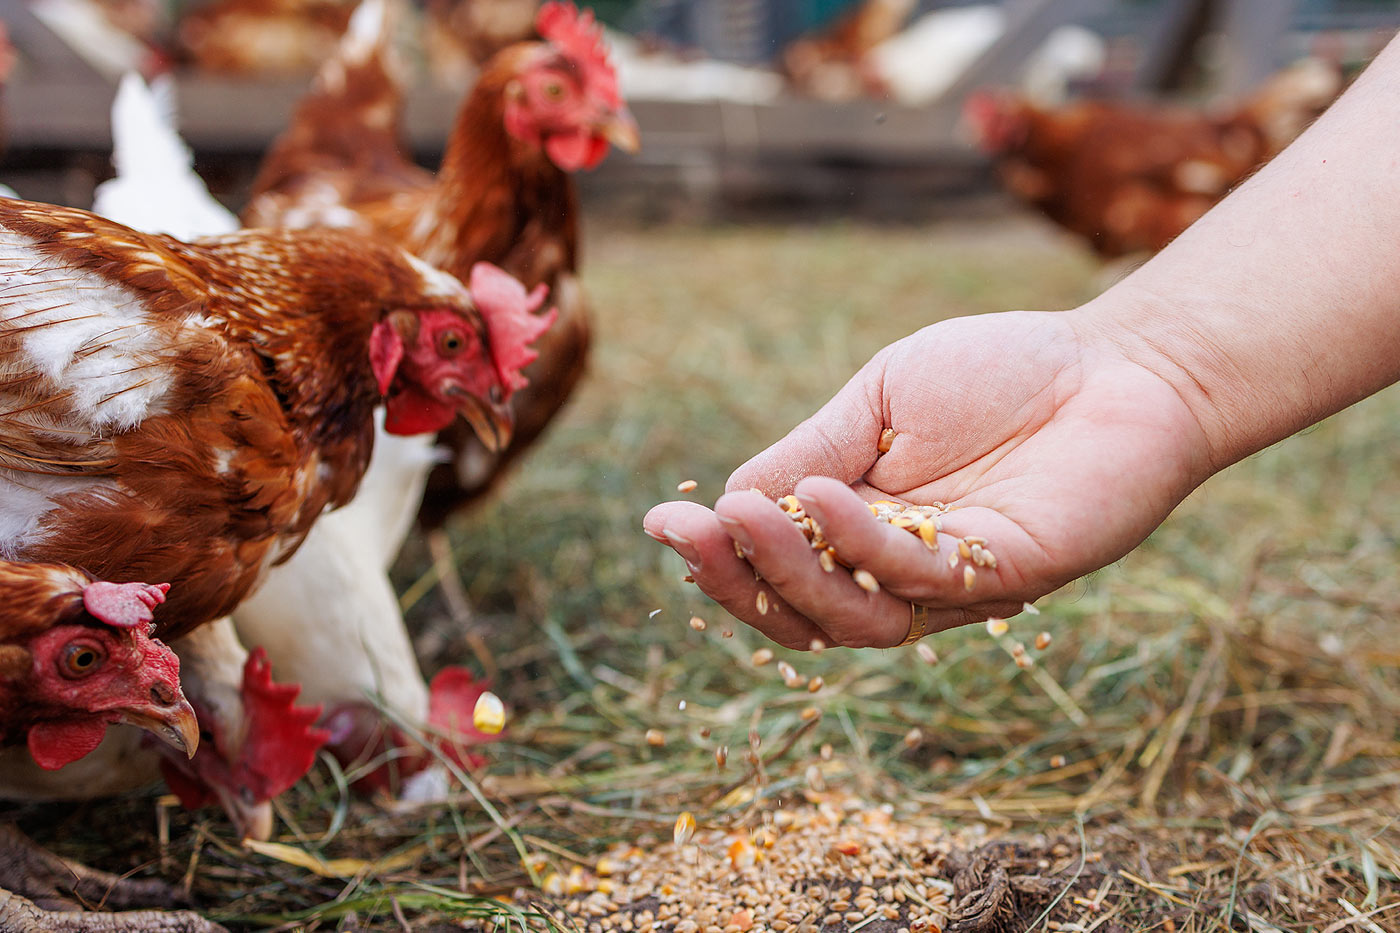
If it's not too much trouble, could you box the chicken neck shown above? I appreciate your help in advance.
[407,57,579,284]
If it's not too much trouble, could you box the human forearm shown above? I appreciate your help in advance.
[1076,36,1400,476]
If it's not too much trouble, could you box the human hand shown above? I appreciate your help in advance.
[644,309,1213,649]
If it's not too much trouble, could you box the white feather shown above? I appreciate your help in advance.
[232,412,437,720]
[92,73,240,240]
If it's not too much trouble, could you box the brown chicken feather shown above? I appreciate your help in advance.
[244,0,634,531]
[966,59,1343,258]
[0,198,500,640]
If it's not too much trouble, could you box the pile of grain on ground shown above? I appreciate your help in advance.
[509,794,1089,933]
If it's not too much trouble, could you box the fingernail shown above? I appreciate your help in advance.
[663,529,702,571]
[643,525,669,544]
[716,515,755,556]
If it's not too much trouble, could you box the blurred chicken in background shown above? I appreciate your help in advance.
[965,57,1343,258]
[781,0,915,101]
[422,0,540,87]
[176,0,355,76]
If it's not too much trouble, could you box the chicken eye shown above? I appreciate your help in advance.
[60,641,106,679]
[542,80,565,99]
[437,329,468,356]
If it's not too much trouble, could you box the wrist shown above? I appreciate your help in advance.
[1067,288,1252,482]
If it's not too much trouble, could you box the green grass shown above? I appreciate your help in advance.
[15,215,1400,932]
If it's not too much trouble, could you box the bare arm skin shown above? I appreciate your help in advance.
[643,36,1400,650]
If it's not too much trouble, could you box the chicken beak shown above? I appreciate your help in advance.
[120,696,200,760]
[599,108,641,154]
[448,387,514,454]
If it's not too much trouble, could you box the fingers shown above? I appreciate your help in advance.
[726,354,887,496]
[645,500,826,649]
[645,494,1022,649]
[711,491,914,647]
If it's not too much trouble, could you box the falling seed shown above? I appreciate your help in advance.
[715,745,728,767]
[1015,655,1034,669]
[722,629,734,639]
[472,691,505,735]
[985,618,1008,637]
[677,480,698,493]
[1023,601,1041,615]
[810,637,827,653]
[699,726,711,738]
[751,647,774,666]
[648,608,662,619]
[808,676,825,693]
[903,728,923,749]
[681,574,695,583]
[749,729,762,751]
[878,428,897,453]
[853,569,880,593]
[820,743,834,760]
[963,565,977,591]
[1010,641,1026,657]
[778,661,804,688]
[689,615,707,632]
[1050,754,1066,769]
[756,590,770,615]
[915,643,938,664]
[1035,631,1052,650]
[673,811,696,845]
[645,728,666,747]
[800,706,821,721]
[677,700,687,711]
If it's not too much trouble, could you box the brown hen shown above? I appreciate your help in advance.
[244,0,637,614]
[966,59,1343,258]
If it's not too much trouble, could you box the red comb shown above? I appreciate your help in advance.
[237,648,331,800]
[536,2,621,109]
[470,262,557,395]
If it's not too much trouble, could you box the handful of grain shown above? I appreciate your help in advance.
[772,495,995,593]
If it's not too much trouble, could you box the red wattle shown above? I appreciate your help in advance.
[27,719,110,770]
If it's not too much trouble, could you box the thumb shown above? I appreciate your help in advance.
[727,354,887,496]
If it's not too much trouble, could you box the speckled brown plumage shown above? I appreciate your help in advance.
[243,22,600,531]
[0,561,90,642]
[0,198,488,641]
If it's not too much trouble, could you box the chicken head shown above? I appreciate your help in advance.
[14,620,197,771]
[372,262,556,446]
[503,1,639,171]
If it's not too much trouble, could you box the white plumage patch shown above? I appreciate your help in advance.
[0,234,177,432]
[0,231,181,553]
[402,251,470,302]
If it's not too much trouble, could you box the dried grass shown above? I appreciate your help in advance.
[7,216,1398,931]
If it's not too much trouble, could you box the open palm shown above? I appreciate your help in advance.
[644,309,1211,649]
